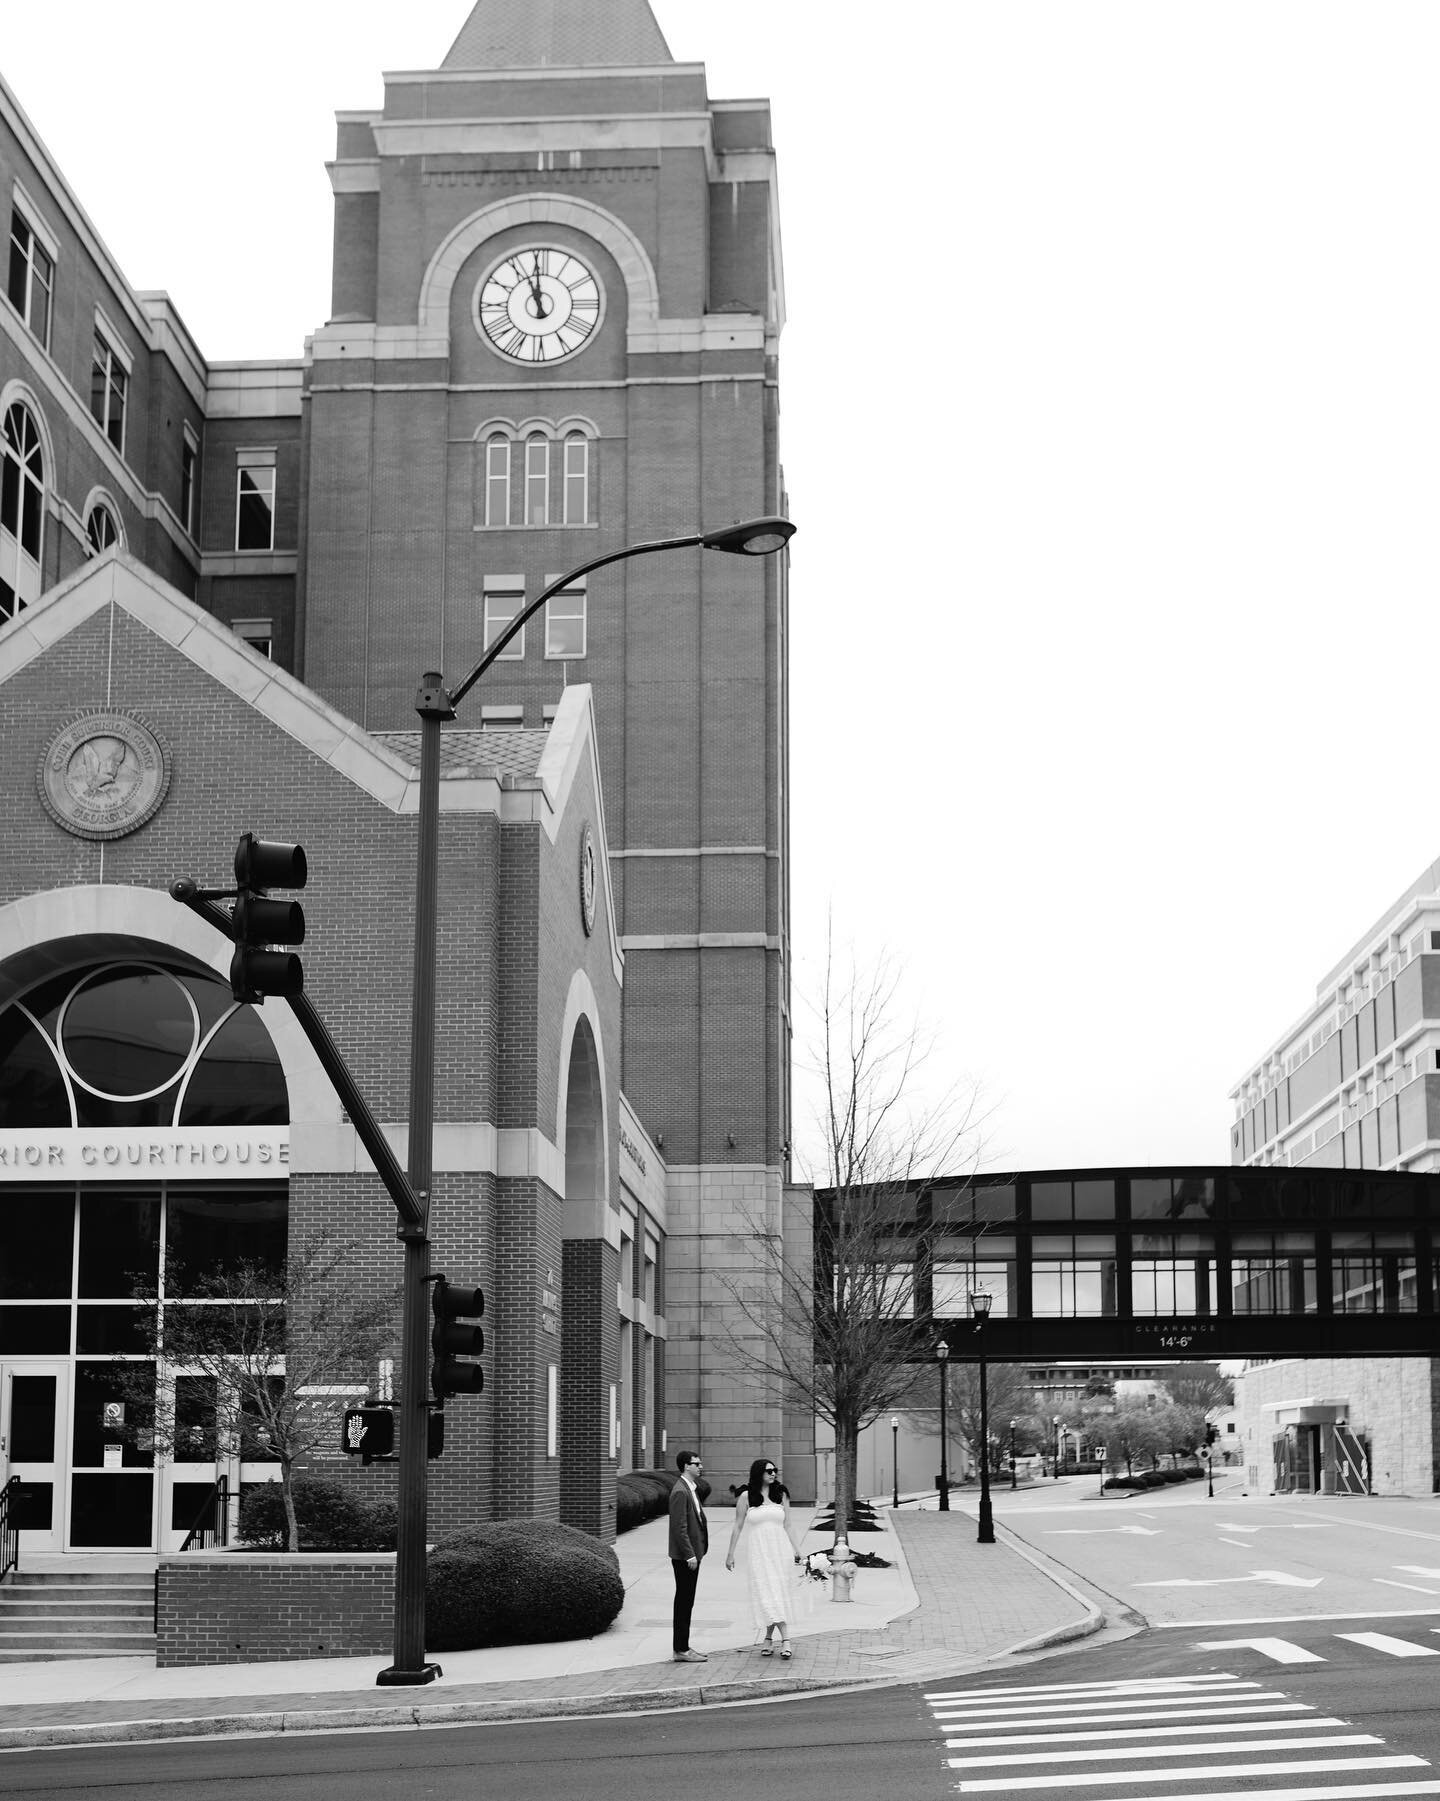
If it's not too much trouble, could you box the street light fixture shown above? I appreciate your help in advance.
[1052,1414,1062,1480]
[1009,1418,1018,1490]
[383,514,796,1685]
[892,1416,900,1509]
[970,1291,995,1544]
[936,1339,951,1510]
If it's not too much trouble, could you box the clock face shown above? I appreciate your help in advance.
[579,823,597,935]
[477,247,603,365]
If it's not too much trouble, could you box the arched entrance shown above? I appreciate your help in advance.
[558,1014,614,1534]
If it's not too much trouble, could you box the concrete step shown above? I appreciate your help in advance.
[0,1573,156,1660]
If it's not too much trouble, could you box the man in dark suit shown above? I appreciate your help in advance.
[668,1449,708,1661]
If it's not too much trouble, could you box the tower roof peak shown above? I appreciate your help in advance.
[442,0,674,70]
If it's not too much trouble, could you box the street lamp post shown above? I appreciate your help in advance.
[1009,1418,1017,1490]
[970,1291,995,1544]
[381,515,796,1685]
[892,1416,900,1509]
[1052,1415,1062,1480]
[936,1340,951,1510]
[1204,1448,1214,1498]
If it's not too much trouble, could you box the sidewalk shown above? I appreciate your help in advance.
[0,1494,1111,1750]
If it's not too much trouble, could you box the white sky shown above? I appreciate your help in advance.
[6,3,1439,1177]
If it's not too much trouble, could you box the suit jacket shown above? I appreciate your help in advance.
[668,1476,708,1563]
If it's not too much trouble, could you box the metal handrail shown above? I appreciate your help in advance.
[178,1475,229,1552]
[0,1476,20,1580]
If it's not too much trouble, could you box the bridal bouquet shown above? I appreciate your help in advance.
[799,1550,831,1584]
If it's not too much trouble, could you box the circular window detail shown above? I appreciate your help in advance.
[60,965,199,1099]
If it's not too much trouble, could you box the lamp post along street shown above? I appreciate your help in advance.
[1009,1418,1017,1490]
[891,1417,899,1509]
[936,1339,950,1510]
[383,517,795,1685]
[1052,1415,1061,1479]
[970,1292,995,1544]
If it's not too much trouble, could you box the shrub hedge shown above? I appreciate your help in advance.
[237,1477,397,1551]
[426,1519,625,1651]
[615,1467,712,1535]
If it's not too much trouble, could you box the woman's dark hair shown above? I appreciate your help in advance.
[734,1456,788,1507]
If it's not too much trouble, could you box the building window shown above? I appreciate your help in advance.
[1030,1236,1118,1317]
[483,580,525,659]
[1129,1234,1216,1315]
[1230,1233,1317,1315]
[232,618,273,659]
[235,454,275,551]
[479,706,522,728]
[525,434,549,525]
[90,329,129,455]
[485,435,510,527]
[545,577,586,658]
[1331,1230,1417,1313]
[180,430,198,537]
[84,502,120,555]
[563,432,589,524]
[1,399,45,623]
[7,207,54,348]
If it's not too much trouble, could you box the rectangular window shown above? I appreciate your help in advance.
[232,618,273,660]
[1331,1230,1417,1313]
[485,437,510,526]
[563,434,589,524]
[7,207,54,348]
[1031,1236,1117,1317]
[235,453,275,551]
[90,329,129,455]
[483,580,525,659]
[545,578,586,658]
[547,1364,558,1457]
[1130,1234,1217,1315]
[479,705,523,729]
[180,430,198,537]
[525,436,549,525]
[1230,1232,1318,1315]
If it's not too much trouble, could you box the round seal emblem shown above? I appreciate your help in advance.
[579,821,597,936]
[38,709,172,841]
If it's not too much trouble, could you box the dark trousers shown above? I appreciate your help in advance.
[671,1557,700,1653]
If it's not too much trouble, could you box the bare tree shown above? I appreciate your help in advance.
[720,939,989,1540]
[1157,1361,1234,1412]
[110,1232,398,1550]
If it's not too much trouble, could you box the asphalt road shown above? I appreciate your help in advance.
[5,1481,1439,1801]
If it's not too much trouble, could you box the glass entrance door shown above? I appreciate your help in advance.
[0,1362,67,1556]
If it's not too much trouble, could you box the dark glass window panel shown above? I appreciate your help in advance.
[69,1474,154,1547]
[74,1093,175,1129]
[0,1006,70,1127]
[12,1482,52,1530]
[167,1187,286,1282]
[6,219,26,313]
[78,1191,160,1296]
[76,1305,154,1353]
[72,1361,153,1467]
[240,1376,284,1461]
[9,1374,56,1461]
[0,1305,69,1353]
[1130,1179,1171,1219]
[0,453,17,535]
[1073,1180,1115,1218]
[237,471,274,550]
[11,969,77,1041]
[0,1189,74,1297]
[1030,1182,1071,1220]
[171,1480,217,1531]
[62,966,194,1099]
[174,1375,219,1462]
[178,1010,288,1126]
[165,1302,266,1356]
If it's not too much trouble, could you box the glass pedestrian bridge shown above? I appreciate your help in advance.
[814,1165,1440,1361]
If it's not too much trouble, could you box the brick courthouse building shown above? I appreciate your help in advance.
[0,0,804,1558]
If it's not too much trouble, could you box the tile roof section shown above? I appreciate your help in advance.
[374,726,550,780]
[441,0,673,68]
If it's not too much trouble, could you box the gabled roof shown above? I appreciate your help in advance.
[442,0,673,69]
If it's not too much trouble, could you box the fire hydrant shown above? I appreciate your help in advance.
[829,1539,856,1603]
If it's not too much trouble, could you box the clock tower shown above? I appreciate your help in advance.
[301,0,799,1499]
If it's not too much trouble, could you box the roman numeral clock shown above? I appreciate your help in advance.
[476,246,603,364]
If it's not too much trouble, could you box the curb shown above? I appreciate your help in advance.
[0,1674,850,1750]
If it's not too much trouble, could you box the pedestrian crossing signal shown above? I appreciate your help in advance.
[342,1405,394,1464]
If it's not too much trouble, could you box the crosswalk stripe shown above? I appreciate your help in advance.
[926,1675,1251,1702]
[932,1702,1316,1730]
[1081,1788,1440,1801]
[953,1754,1427,1792]
[939,1717,1350,1748]
[1337,1632,1440,1658]
[948,1734,1383,1768]
[1195,1636,1324,1663]
[928,1689,1288,1720]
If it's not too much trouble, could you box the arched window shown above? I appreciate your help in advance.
[485,434,510,526]
[0,959,288,1130]
[1,399,45,622]
[563,431,589,525]
[525,432,550,525]
[85,502,121,556]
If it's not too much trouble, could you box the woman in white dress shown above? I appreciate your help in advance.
[725,1457,802,1658]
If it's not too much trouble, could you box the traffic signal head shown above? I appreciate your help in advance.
[230,833,307,1003]
[431,1275,485,1401]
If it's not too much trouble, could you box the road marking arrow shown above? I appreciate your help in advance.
[1046,1526,1162,1536]
[1397,1565,1440,1579]
[1136,1569,1324,1588]
[1212,1522,1332,1533]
